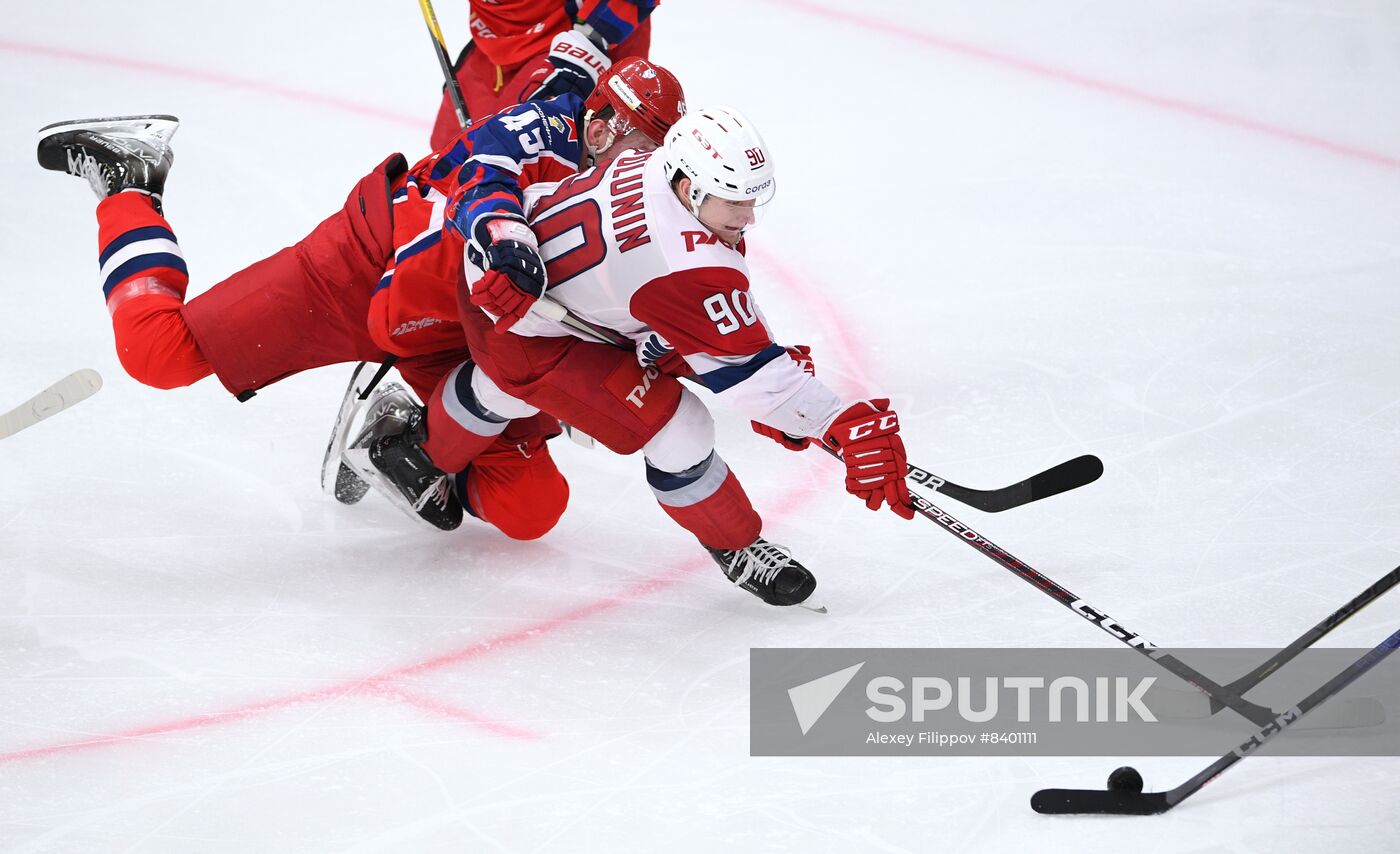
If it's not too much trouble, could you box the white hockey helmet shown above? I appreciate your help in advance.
[661,106,776,219]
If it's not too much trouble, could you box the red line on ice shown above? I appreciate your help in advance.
[368,688,544,741]
[752,247,875,398]
[0,562,706,763]
[766,0,1400,172]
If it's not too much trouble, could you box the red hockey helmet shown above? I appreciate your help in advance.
[584,57,686,145]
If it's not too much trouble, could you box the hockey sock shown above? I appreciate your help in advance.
[97,190,188,310]
[96,191,210,388]
[422,361,510,473]
[649,452,762,551]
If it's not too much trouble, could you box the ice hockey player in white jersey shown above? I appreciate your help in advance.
[448,105,915,610]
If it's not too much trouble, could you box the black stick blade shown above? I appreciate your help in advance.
[938,454,1105,513]
[1028,454,1104,502]
[1030,788,1171,815]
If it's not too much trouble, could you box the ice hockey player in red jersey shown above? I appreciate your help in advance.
[443,106,916,610]
[430,0,659,149]
[35,57,685,541]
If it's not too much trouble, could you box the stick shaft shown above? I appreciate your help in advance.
[417,0,469,129]
[895,478,1292,726]
[1222,565,1400,701]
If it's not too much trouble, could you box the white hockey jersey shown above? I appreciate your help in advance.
[467,149,846,440]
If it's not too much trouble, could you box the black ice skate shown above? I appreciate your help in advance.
[333,382,417,505]
[708,538,824,612]
[36,115,178,211]
[342,406,463,531]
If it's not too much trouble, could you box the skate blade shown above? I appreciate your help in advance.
[37,115,179,145]
[334,462,371,505]
[797,600,828,614]
[321,364,372,494]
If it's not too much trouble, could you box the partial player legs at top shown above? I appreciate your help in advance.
[427,15,653,149]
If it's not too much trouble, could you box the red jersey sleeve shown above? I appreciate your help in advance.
[628,266,774,358]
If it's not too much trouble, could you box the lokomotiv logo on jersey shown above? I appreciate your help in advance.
[682,230,720,251]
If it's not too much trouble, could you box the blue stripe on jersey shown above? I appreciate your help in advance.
[395,230,443,265]
[102,253,188,298]
[430,141,471,181]
[373,271,393,295]
[98,225,177,267]
[696,343,787,393]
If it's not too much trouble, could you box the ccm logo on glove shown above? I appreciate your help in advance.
[846,412,899,442]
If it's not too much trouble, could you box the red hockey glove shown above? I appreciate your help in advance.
[751,346,817,451]
[468,216,547,333]
[823,398,914,520]
[471,270,539,333]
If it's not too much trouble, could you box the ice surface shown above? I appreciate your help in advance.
[2,1,1398,851]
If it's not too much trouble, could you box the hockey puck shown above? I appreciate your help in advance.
[1107,765,1144,793]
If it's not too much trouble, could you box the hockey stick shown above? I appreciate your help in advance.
[1150,565,1400,720]
[1030,625,1400,815]
[0,369,102,440]
[820,444,1378,728]
[907,455,1103,513]
[417,0,470,130]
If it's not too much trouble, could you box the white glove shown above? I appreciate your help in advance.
[525,30,613,103]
